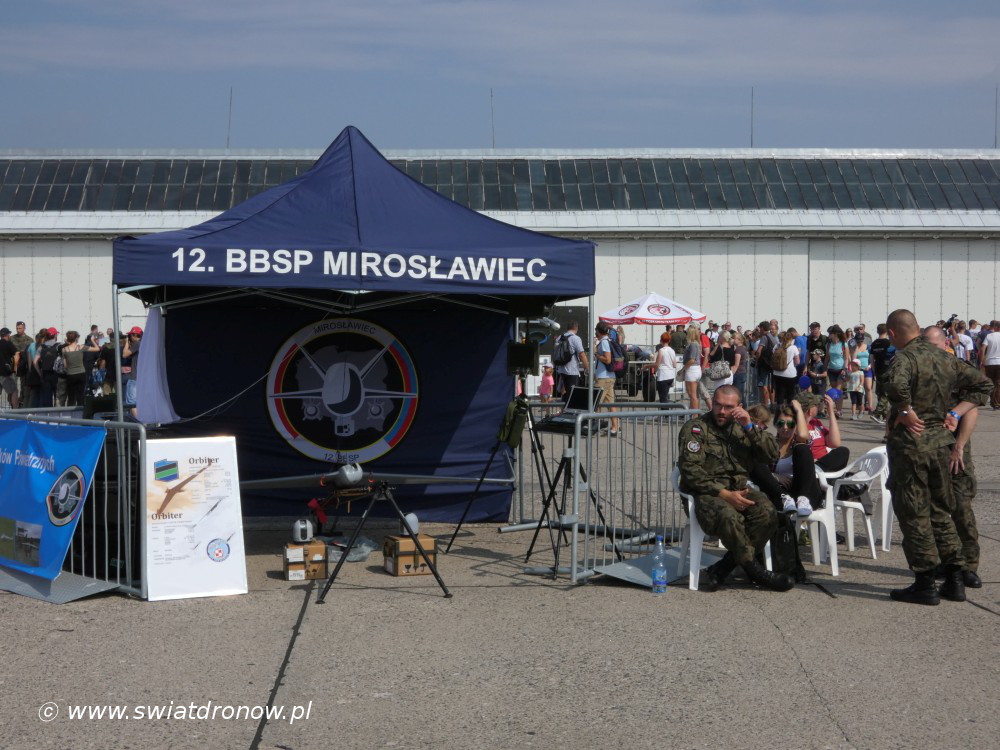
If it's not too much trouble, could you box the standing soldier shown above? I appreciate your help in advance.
[923,325,984,589]
[882,310,992,605]
[676,384,792,592]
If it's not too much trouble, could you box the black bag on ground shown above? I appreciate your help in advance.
[770,513,807,583]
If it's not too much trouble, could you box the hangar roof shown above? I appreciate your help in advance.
[2,148,1000,235]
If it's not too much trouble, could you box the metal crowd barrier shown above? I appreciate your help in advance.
[1,411,146,599]
[565,408,700,582]
[505,401,695,576]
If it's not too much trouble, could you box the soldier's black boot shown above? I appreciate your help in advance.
[890,572,940,605]
[939,565,967,602]
[741,560,794,591]
[963,570,982,588]
[701,553,738,592]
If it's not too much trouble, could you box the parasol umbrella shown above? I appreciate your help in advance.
[599,292,707,326]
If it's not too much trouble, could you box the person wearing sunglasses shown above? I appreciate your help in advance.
[749,392,849,517]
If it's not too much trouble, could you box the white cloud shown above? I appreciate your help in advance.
[2,1,998,87]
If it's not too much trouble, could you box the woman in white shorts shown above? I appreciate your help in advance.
[682,324,703,410]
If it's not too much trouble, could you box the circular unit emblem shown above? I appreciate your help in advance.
[267,319,419,463]
[618,304,639,316]
[46,466,85,526]
[206,538,230,562]
[648,304,672,316]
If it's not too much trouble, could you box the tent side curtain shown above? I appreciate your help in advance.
[113,126,595,299]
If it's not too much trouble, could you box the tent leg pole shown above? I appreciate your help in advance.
[112,284,124,423]
[588,295,595,411]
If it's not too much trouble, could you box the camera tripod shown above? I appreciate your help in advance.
[316,480,451,604]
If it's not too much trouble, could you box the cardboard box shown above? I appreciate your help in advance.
[284,541,328,581]
[382,534,438,576]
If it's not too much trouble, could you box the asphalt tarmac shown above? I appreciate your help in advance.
[3,408,999,750]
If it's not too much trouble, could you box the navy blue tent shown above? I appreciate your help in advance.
[114,126,594,298]
[113,126,595,521]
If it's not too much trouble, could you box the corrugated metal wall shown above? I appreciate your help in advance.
[591,238,999,345]
[0,239,146,334]
[1,237,997,341]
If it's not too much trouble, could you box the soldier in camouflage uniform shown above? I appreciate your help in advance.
[882,310,992,605]
[924,325,984,589]
[676,384,792,592]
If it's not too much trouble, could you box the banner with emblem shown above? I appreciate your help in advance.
[144,436,247,601]
[0,419,105,580]
[158,303,514,522]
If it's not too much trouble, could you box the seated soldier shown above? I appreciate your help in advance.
[677,384,793,592]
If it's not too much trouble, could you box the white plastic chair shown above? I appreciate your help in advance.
[832,450,889,560]
[870,445,894,551]
[799,467,843,576]
[671,466,771,591]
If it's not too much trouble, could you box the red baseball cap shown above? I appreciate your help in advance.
[129,326,143,335]
[47,327,59,335]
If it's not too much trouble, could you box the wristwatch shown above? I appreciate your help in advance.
[899,409,910,416]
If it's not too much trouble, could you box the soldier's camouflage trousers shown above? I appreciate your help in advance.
[694,489,776,566]
[952,454,979,572]
[887,443,965,572]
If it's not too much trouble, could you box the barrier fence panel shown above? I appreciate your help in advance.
[0,412,146,600]
[568,408,700,583]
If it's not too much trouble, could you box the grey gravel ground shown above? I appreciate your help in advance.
[2,408,999,750]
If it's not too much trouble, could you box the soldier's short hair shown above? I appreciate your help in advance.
[712,384,742,404]
[887,309,919,335]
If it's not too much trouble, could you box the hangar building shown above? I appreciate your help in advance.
[1,147,999,339]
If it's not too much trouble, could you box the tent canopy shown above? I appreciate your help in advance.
[113,126,595,306]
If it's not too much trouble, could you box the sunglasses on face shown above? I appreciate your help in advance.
[775,419,796,428]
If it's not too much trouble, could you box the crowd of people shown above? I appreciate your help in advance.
[0,321,143,410]
[542,309,1000,602]
[653,316,1000,418]
[673,309,997,604]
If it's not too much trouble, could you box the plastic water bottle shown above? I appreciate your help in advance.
[651,534,667,595]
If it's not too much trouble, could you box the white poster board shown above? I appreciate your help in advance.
[144,437,247,601]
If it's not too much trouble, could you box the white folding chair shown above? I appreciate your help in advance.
[832,450,889,560]
[672,466,771,591]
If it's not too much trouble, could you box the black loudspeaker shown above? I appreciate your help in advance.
[507,341,539,376]
[506,297,550,318]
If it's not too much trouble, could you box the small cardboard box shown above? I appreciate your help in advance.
[284,541,328,580]
[382,534,438,576]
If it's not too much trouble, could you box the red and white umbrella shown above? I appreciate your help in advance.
[599,293,707,326]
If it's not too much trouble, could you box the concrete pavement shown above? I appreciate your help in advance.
[2,408,999,750]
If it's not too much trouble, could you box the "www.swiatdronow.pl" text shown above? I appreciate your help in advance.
[38,701,313,724]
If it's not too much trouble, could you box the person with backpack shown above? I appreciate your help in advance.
[593,321,619,436]
[0,327,19,409]
[10,321,31,406]
[34,327,61,407]
[771,330,800,409]
[552,320,587,401]
[753,320,779,410]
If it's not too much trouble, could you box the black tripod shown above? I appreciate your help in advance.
[445,394,526,554]
[316,481,451,604]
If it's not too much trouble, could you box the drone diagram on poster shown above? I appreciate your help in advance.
[267,319,419,463]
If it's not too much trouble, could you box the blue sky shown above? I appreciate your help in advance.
[2,0,999,150]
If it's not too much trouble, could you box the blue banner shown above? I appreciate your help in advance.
[0,420,106,580]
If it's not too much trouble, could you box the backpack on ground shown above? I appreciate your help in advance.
[770,343,789,373]
[38,344,60,373]
[552,334,574,367]
[770,513,807,583]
